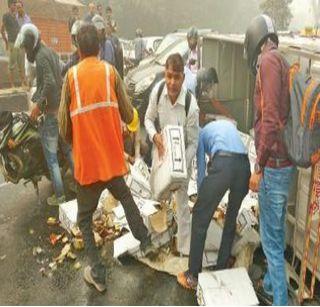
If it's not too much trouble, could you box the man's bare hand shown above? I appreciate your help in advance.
[153,133,165,158]
[249,172,262,192]
[30,104,41,122]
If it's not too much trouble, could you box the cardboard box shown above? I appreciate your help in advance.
[150,125,187,201]
[197,268,259,306]
[59,199,78,233]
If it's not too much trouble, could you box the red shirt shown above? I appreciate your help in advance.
[254,41,291,168]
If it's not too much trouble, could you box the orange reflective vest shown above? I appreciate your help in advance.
[68,57,127,185]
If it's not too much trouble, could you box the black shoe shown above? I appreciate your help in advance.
[254,281,273,306]
[83,266,106,293]
[140,236,159,260]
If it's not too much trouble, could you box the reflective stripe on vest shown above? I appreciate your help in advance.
[70,63,118,118]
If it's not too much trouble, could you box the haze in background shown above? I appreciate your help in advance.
[91,0,317,38]
[290,0,314,30]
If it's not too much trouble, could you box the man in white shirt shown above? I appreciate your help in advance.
[186,27,200,74]
[145,53,199,256]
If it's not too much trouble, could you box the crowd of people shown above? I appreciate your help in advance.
[1,1,300,305]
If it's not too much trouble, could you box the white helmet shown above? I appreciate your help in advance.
[71,20,83,36]
[92,14,105,31]
[15,23,39,49]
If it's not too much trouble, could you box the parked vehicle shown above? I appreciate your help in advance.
[138,32,185,67]
[0,111,73,196]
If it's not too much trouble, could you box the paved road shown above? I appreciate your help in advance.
[0,176,196,305]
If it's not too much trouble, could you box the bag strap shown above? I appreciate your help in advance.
[157,80,191,117]
[185,90,192,117]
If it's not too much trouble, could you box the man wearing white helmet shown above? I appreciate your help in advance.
[17,23,74,207]
[92,14,115,66]
[186,26,200,75]
[61,20,82,77]
[244,15,295,306]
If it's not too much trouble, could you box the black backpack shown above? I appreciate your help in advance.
[283,63,320,168]
[154,81,192,133]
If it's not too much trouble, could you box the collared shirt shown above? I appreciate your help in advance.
[100,38,115,65]
[186,47,199,74]
[183,66,197,96]
[254,40,291,167]
[197,120,247,188]
[145,81,199,170]
[16,13,31,27]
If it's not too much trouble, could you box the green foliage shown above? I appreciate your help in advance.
[260,0,293,30]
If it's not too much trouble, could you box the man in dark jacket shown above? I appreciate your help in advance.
[19,24,73,206]
[244,15,295,306]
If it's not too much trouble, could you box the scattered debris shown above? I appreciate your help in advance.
[94,231,103,248]
[39,267,46,276]
[47,217,58,226]
[71,226,82,238]
[33,246,44,256]
[49,233,63,246]
[67,252,77,260]
[73,262,81,270]
[0,255,6,261]
[62,236,69,244]
[49,262,57,271]
[73,238,84,251]
[54,243,71,263]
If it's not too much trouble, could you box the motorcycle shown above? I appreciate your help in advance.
[0,111,73,199]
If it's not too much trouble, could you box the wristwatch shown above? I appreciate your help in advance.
[254,163,262,174]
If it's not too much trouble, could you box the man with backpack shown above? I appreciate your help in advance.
[244,15,295,305]
[145,53,199,256]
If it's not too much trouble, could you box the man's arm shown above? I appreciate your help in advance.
[144,85,159,142]
[115,68,133,124]
[1,17,8,49]
[185,96,200,170]
[256,52,283,167]
[58,74,72,144]
[32,56,56,107]
[196,129,205,189]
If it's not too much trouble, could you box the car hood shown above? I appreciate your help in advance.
[126,62,164,86]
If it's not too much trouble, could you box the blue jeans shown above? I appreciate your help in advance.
[259,166,295,306]
[39,114,73,198]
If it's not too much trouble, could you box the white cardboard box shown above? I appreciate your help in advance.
[59,199,78,233]
[127,161,152,199]
[150,125,187,201]
[197,268,259,306]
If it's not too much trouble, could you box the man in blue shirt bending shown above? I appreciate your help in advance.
[177,119,251,289]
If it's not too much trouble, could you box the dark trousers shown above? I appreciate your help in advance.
[77,176,149,284]
[189,154,251,277]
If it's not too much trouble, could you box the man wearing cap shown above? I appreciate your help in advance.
[92,14,115,66]
[83,2,96,23]
[186,27,200,75]
[59,24,157,293]
[134,28,147,65]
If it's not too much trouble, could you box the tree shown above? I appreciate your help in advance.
[260,0,293,30]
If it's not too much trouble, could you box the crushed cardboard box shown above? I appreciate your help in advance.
[197,267,259,306]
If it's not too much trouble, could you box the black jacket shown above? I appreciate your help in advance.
[32,43,62,113]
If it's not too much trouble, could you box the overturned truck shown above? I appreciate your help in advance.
[201,32,320,304]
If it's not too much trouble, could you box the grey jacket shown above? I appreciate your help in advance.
[32,43,62,113]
